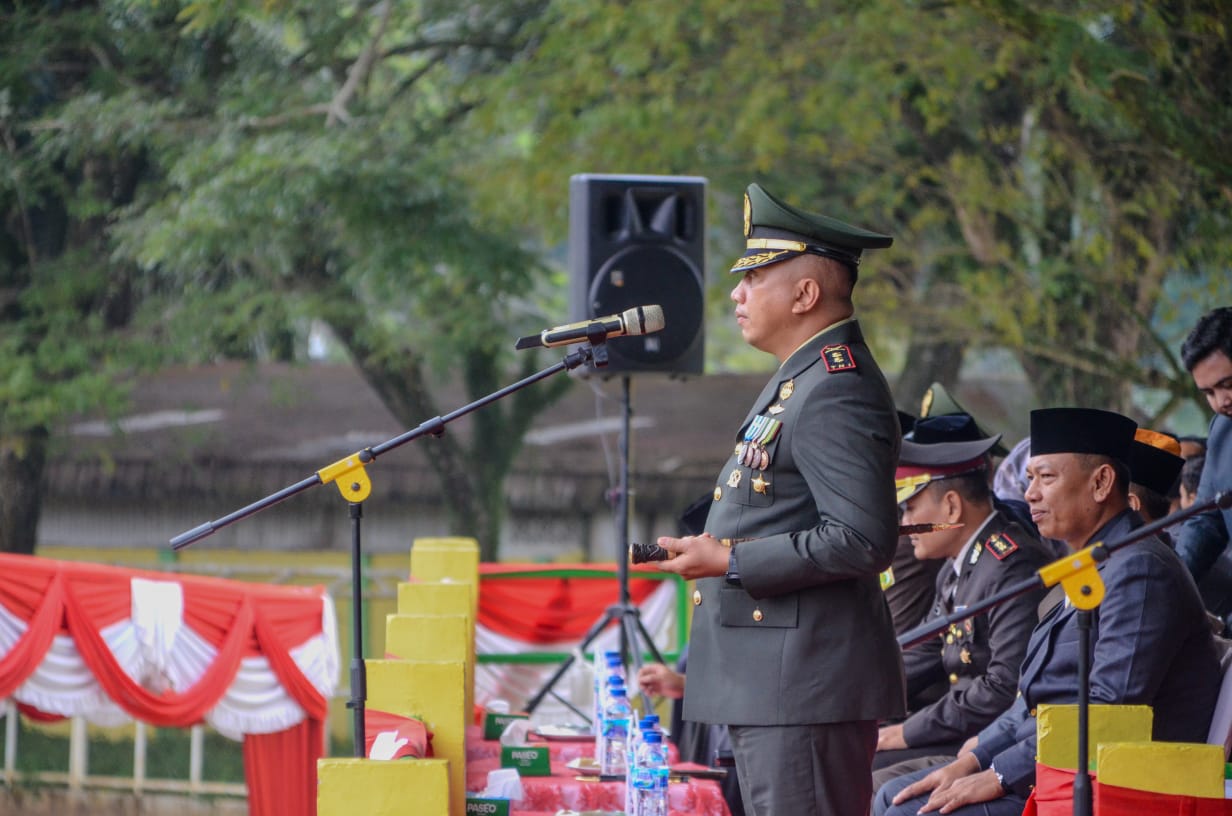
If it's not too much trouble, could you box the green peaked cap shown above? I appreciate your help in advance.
[730,183,893,277]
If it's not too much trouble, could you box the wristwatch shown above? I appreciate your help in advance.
[724,548,741,585]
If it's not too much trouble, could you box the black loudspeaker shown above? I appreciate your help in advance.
[569,174,706,375]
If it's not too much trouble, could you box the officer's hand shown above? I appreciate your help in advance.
[637,663,685,699]
[876,723,907,751]
[654,534,729,580]
[891,753,979,805]
[917,769,1005,813]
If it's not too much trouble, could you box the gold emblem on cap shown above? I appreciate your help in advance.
[752,474,770,495]
[779,380,795,401]
[726,469,742,488]
[713,486,723,501]
[921,387,934,417]
[692,589,701,606]
[752,608,763,622]
[743,193,751,237]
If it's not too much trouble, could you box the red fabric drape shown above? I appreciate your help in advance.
[1096,782,1232,814]
[476,564,665,643]
[1029,763,1081,816]
[0,571,65,699]
[0,554,330,816]
[243,718,323,816]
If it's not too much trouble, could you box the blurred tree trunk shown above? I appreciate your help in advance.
[897,338,965,418]
[0,429,48,555]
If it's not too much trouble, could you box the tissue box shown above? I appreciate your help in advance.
[465,798,511,816]
[483,711,528,740]
[500,745,551,776]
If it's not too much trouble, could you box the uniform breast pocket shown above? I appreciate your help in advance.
[718,586,799,628]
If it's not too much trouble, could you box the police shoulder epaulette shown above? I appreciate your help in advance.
[986,532,1019,561]
[821,344,857,373]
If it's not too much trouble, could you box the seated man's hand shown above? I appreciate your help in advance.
[877,723,907,751]
[917,769,1005,813]
[956,734,979,757]
[891,753,980,806]
[637,663,686,699]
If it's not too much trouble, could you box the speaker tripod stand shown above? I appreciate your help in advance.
[524,375,666,720]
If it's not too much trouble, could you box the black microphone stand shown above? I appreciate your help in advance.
[897,490,1232,816]
[523,374,667,719]
[169,338,609,757]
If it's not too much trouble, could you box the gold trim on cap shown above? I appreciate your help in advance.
[746,238,808,252]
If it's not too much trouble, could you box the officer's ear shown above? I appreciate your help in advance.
[942,489,963,523]
[1127,491,1142,512]
[792,274,822,314]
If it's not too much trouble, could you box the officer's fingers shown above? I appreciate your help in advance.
[657,536,685,552]
[891,776,936,805]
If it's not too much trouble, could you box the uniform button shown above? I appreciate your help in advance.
[752,608,764,622]
[945,634,954,644]
[1029,707,1037,717]
[692,590,702,606]
[949,673,959,685]
[713,487,722,501]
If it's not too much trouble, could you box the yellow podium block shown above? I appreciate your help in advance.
[1035,704,1153,770]
[410,537,479,582]
[1097,741,1225,798]
[397,581,476,717]
[317,757,450,816]
[386,613,472,718]
[366,659,467,815]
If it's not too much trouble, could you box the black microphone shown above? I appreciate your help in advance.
[514,305,665,350]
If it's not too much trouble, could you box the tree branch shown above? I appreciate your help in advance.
[327,0,393,128]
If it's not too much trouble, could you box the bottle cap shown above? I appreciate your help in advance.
[643,731,662,743]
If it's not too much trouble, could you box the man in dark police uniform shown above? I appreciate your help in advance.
[874,407,1220,816]
[875,414,1053,771]
[654,183,905,816]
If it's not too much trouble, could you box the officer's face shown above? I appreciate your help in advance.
[900,486,962,560]
[1024,453,1105,547]
[1192,349,1232,418]
[730,258,803,355]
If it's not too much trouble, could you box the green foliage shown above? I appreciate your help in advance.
[471,0,1232,418]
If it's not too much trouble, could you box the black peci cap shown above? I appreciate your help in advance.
[1029,408,1137,466]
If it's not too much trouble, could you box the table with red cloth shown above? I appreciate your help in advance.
[466,727,730,816]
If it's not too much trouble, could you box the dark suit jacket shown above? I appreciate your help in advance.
[683,319,906,726]
[899,513,1053,747]
[1178,415,1232,610]
[972,509,1220,794]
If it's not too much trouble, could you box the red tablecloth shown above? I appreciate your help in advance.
[466,756,731,816]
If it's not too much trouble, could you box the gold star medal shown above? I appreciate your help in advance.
[960,647,972,665]
[752,474,770,494]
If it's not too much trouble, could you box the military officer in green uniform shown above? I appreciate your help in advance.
[873,415,1053,778]
[654,183,905,816]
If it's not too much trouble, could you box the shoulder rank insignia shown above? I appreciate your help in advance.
[880,567,895,590]
[986,532,1019,560]
[821,344,857,373]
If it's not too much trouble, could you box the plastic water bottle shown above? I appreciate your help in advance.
[594,672,625,758]
[592,651,624,735]
[633,730,669,816]
[599,685,632,776]
[625,714,661,815]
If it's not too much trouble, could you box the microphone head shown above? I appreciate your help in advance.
[623,305,665,336]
